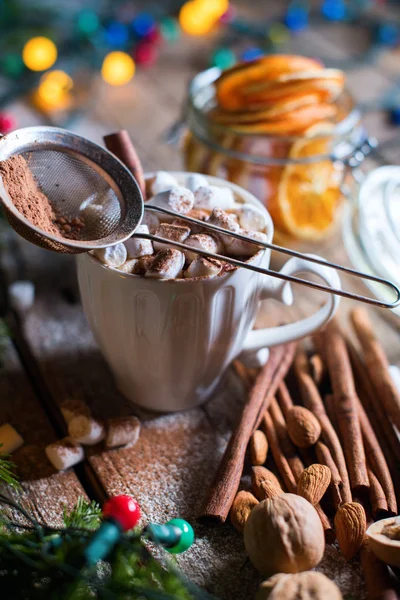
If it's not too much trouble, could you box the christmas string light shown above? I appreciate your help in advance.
[101,51,136,86]
[22,36,58,72]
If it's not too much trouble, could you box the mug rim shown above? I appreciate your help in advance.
[82,171,273,284]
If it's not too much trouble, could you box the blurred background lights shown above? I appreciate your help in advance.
[22,36,58,71]
[36,70,73,110]
[101,51,135,85]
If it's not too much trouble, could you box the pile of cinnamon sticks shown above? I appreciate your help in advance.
[200,307,400,599]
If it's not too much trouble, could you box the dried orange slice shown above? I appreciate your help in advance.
[211,93,320,124]
[227,104,336,135]
[216,55,324,111]
[270,123,343,240]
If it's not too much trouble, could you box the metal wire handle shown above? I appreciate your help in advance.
[136,205,400,309]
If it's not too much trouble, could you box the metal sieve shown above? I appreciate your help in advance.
[0,126,143,254]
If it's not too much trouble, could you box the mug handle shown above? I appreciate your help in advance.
[240,254,341,355]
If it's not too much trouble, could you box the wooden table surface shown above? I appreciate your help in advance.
[1,3,400,598]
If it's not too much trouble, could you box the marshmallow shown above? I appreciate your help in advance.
[105,416,141,449]
[184,233,223,261]
[185,173,209,192]
[225,230,268,257]
[145,248,185,279]
[45,437,84,471]
[142,208,160,233]
[92,243,127,268]
[208,208,240,233]
[0,423,24,454]
[61,399,91,424]
[68,415,105,446]
[149,171,179,195]
[238,204,268,232]
[153,223,191,252]
[151,186,194,215]
[118,258,139,274]
[9,280,35,312]
[133,255,155,275]
[194,186,235,210]
[124,224,153,259]
[184,256,222,279]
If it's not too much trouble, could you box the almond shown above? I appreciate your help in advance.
[334,501,366,560]
[249,430,269,466]
[251,466,283,500]
[297,464,331,505]
[230,490,258,532]
[286,405,321,448]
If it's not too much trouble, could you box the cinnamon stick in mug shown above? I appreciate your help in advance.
[316,321,369,498]
[104,130,146,199]
[199,342,295,522]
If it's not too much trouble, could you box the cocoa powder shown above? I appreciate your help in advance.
[0,154,84,240]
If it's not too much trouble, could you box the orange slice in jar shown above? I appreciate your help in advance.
[270,122,343,240]
[226,103,336,135]
[211,93,320,124]
[216,55,324,111]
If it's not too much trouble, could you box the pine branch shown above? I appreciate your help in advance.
[0,447,19,489]
[63,497,102,530]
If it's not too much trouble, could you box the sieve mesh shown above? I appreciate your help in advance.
[21,149,122,242]
[0,127,143,254]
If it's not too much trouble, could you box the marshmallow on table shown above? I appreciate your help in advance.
[145,248,185,279]
[0,423,24,454]
[124,224,153,259]
[183,233,223,262]
[45,437,84,471]
[9,280,35,312]
[149,171,179,196]
[151,186,194,215]
[68,415,105,445]
[92,243,127,268]
[184,256,222,279]
[153,223,191,252]
[61,399,91,425]
[225,230,268,257]
[194,185,235,210]
[238,203,268,232]
[105,416,141,449]
[185,173,209,192]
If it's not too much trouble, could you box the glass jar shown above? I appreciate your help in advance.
[182,67,371,244]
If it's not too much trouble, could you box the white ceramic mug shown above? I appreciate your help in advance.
[77,173,340,412]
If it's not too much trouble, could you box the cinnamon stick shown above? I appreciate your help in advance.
[232,360,253,389]
[360,534,399,600]
[368,467,389,520]
[316,321,369,497]
[294,350,352,503]
[199,342,295,522]
[347,337,400,466]
[103,130,146,198]
[351,308,400,432]
[310,353,325,386]
[276,381,293,419]
[356,395,397,516]
[315,440,343,508]
[262,409,297,493]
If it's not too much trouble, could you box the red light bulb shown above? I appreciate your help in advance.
[102,495,141,532]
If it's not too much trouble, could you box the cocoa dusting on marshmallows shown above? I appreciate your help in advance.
[0,155,84,240]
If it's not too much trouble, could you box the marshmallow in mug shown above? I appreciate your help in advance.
[151,186,194,215]
[194,185,235,210]
[124,224,153,259]
[145,248,185,279]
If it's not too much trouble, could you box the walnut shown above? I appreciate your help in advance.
[244,493,324,575]
[256,572,343,600]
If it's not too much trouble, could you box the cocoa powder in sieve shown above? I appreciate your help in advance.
[0,155,61,236]
[0,155,84,240]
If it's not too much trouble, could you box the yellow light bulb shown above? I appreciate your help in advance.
[179,2,215,36]
[22,37,58,71]
[37,70,73,107]
[101,51,135,86]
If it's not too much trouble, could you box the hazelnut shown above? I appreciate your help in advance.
[244,493,324,575]
[256,572,342,600]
